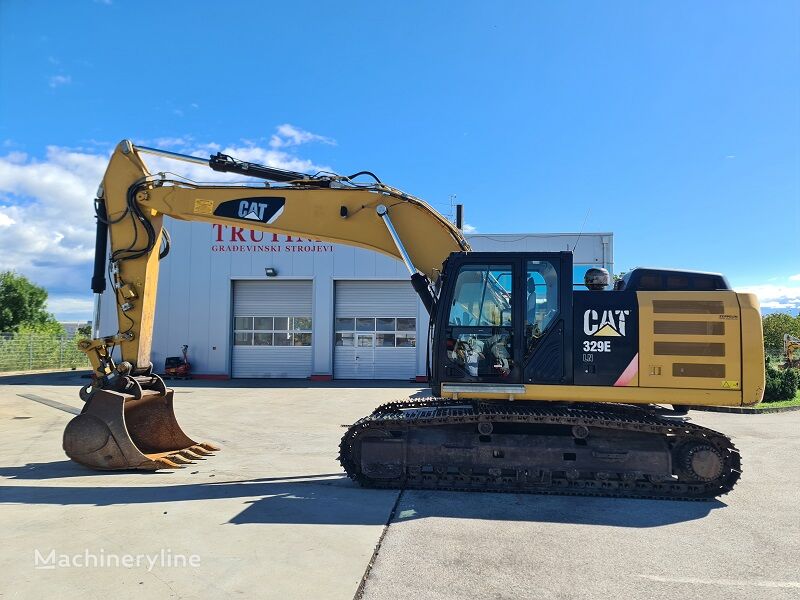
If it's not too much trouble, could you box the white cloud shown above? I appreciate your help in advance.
[47,295,94,317]
[0,146,107,292]
[462,223,477,234]
[0,127,330,316]
[140,134,332,181]
[48,75,71,88]
[269,124,336,149]
[4,151,28,164]
[736,284,800,311]
[153,137,191,148]
[789,274,800,282]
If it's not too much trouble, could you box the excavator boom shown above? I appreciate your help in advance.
[95,141,468,369]
[65,140,467,470]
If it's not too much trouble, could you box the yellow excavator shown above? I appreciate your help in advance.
[64,140,765,500]
[785,334,800,369]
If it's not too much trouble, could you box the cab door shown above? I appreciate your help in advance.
[432,252,573,388]
[436,259,519,384]
[521,253,573,385]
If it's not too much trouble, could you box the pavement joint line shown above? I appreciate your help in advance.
[16,393,81,416]
[353,489,404,600]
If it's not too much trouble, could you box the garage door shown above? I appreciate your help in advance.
[334,281,418,380]
[232,280,313,378]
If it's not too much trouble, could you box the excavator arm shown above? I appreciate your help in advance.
[88,140,468,374]
[65,140,468,470]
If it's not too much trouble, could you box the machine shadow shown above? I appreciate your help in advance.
[0,470,724,528]
[0,460,182,479]
[0,462,346,483]
[390,489,725,529]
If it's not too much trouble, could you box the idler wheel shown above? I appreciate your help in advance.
[477,422,493,435]
[681,443,724,482]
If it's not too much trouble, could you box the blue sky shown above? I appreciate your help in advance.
[0,0,798,319]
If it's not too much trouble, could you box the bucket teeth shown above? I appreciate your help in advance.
[154,457,184,469]
[198,442,220,452]
[167,453,194,465]
[179,449,206,460]
[189,445,214,456]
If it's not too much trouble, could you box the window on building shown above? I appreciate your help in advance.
[335,317,417,348]
[233,316,313,346]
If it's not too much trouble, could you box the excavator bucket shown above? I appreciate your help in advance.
[63,387,218,470]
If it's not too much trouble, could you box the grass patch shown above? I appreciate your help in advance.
[756,392,800,409]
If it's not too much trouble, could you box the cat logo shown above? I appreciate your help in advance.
[584,309,630,337]
[238,200,282,222]
[212,197,285,224]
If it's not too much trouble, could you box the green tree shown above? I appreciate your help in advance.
[77,323,92,338]
[762,313,800,355]
[0,271,61,333]
[18,321,66,336]
[764,362,800,402]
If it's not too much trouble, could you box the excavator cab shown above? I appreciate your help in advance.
[432,252,573,391]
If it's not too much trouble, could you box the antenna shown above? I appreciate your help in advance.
[571,208,591,253]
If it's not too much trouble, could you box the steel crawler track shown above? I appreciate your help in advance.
[338,398,741,501]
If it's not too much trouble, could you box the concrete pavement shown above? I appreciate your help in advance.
[1,372,406,600]
[1,372,798,600]
[361,411,800,600]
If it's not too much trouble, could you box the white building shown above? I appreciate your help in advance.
[101,220,613,380]
[59,321,91,336]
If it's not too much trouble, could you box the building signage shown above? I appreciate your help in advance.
[210,224,335,253]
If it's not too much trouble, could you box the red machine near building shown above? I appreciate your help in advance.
[164,345,191,380]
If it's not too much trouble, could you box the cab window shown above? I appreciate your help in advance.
[447,265,514,378]
[526,260,559,355]
[448,265,512,326]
